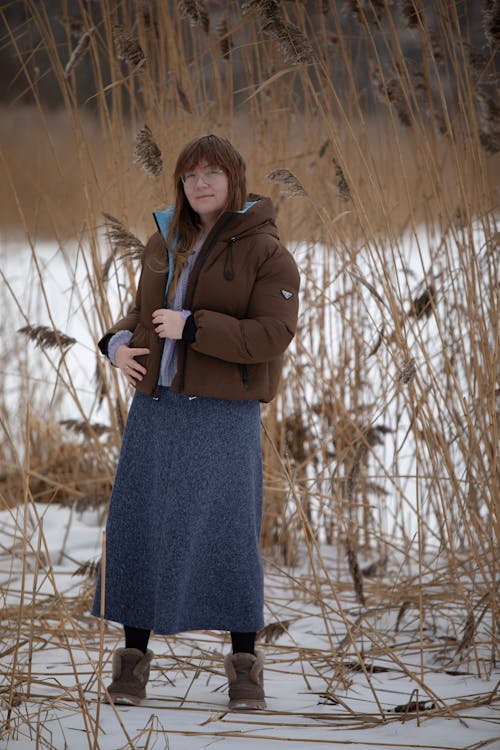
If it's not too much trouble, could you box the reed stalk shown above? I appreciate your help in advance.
[0,0,498,746]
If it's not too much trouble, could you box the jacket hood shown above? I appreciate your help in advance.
[152,194,279,247]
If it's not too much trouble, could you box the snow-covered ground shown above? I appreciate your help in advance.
[1,502,499,749]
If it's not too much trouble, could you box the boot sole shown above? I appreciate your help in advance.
[228,699,266,710]
[104,692,143,706]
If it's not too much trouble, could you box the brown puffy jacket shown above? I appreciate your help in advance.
[99,194,300,402]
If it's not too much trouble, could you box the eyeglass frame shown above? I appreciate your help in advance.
[181,167,226,188]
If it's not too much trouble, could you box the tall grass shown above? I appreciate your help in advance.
[0,0,498,745]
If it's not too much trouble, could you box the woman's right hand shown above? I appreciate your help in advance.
[115,345,150,385]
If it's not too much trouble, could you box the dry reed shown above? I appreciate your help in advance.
[266,169,307,196]
[217,19,233,60]
[17,325,76,351]
[102,213,145,269]
[133,124,163,177]
[63,28,94,79]
[262,17,316,66]
[482,0,500,50]
[112,24,146,69]
[400,0,422,29]
[178,0,210,33]
[0,0,498,746]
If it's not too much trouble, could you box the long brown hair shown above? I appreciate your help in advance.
[166,135,247,302]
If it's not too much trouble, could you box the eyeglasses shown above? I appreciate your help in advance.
[181,168,225,188]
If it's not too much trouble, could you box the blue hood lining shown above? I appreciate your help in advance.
[152,200,258,245]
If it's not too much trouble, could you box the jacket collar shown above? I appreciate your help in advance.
[153,199,259,246]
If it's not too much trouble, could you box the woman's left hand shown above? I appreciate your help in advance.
[152,309,186,339]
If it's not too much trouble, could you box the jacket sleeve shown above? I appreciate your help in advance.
[190,245,300,364]
[97,246,147,356]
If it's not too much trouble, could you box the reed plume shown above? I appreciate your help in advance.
[319,139,331,158]
[370,60,412,126]
[369,0,387,22]
[72,560,101,578]
[476,88,500,154]
[361,555,388,578]
[59,419,111,437]
[408,284,436,320]
[241,0,280,19]
[386,78,412,126]
[242,0,313,64]
[133,125,163,177]
[346,0,364,24]
[17,325,76,351]
[176,80,193,113]
[258,619,292,643]
[262,18,315,65]
[115,398,125,436]
[136,0,159,36]
[430,31,445,64]
[178,0,210,33]
[102,213,145,261]
[397,358,417,384]
[266,168,307,196]
[113,24,146,69]
[466,45,489,79]
[332,157,351,201]
[400,0,422,29]
[345,536,366,606]
[217,19,233,60]
[435,111,449,137]
[483,0,500,51]
[457,611,476,653]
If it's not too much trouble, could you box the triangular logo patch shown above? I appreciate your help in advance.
[281,289,293,300]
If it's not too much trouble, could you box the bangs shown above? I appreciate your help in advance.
[174,135,245,181]
[177,139,226,174]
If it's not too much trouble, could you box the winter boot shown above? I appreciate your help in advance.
[104,647,154,705]
[224,649,266,710]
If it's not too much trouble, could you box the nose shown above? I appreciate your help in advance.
[194,172,210,186]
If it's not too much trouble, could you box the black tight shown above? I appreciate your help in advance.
[124,625,256,655]
[124,624,151,653]
[230,631,256,655]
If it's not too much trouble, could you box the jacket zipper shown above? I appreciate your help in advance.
[152,220,175,401]
[152,257,175,400]
[178,213,233,393]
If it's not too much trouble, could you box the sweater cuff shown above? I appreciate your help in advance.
[182,315,197,342]
[107,330,133,365]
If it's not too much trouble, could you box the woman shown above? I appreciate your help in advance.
[92,135,300,710]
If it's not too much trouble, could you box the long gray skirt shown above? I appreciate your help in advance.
[92,387,264,635]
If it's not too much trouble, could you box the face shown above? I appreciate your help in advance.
[182,160,229,228]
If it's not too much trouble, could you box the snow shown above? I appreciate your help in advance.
[1,503,498,750]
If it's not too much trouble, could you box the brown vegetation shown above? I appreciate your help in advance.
[0,0,498,745]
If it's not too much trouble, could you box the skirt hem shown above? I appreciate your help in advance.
[90,611,265,636]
